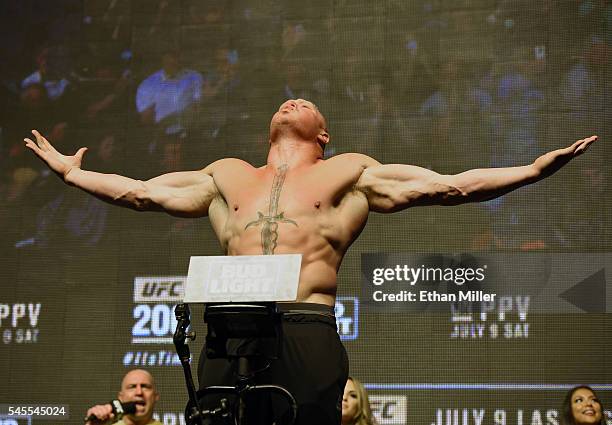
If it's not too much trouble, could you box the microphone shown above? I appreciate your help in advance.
[84,400,138,423]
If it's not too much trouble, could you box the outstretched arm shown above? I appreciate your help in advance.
[357,136,598,213]
[24,130,218,217]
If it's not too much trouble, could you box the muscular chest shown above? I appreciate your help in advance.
[208,159,370,254]
[223,170,332,229]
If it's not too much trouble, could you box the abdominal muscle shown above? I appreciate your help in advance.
[223,221,343,307]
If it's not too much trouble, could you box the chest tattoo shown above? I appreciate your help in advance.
[245,164,298,254]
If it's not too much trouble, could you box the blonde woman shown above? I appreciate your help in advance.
[341,377,378,425]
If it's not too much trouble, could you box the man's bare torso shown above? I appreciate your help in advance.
[204,153,374,306]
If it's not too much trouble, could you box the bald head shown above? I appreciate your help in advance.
[270,99,330,149]
[304,100,327,128]
[120,369,156,391]
[298,99,327,130]
[118,369,159,424]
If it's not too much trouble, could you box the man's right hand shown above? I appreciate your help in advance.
[84,404,115,425]
[24,129,88,181]
[23,129,218,217]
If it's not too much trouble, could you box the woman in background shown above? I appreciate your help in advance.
[342,377,378,425]
[561,385,607,425]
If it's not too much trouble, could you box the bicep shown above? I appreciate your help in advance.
[356,164,458,212]
[144,170,219,217]
[147,170,210,188]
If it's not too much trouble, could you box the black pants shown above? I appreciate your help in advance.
[197,303,349,425]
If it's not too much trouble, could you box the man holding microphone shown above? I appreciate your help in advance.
[85,369,162,425]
